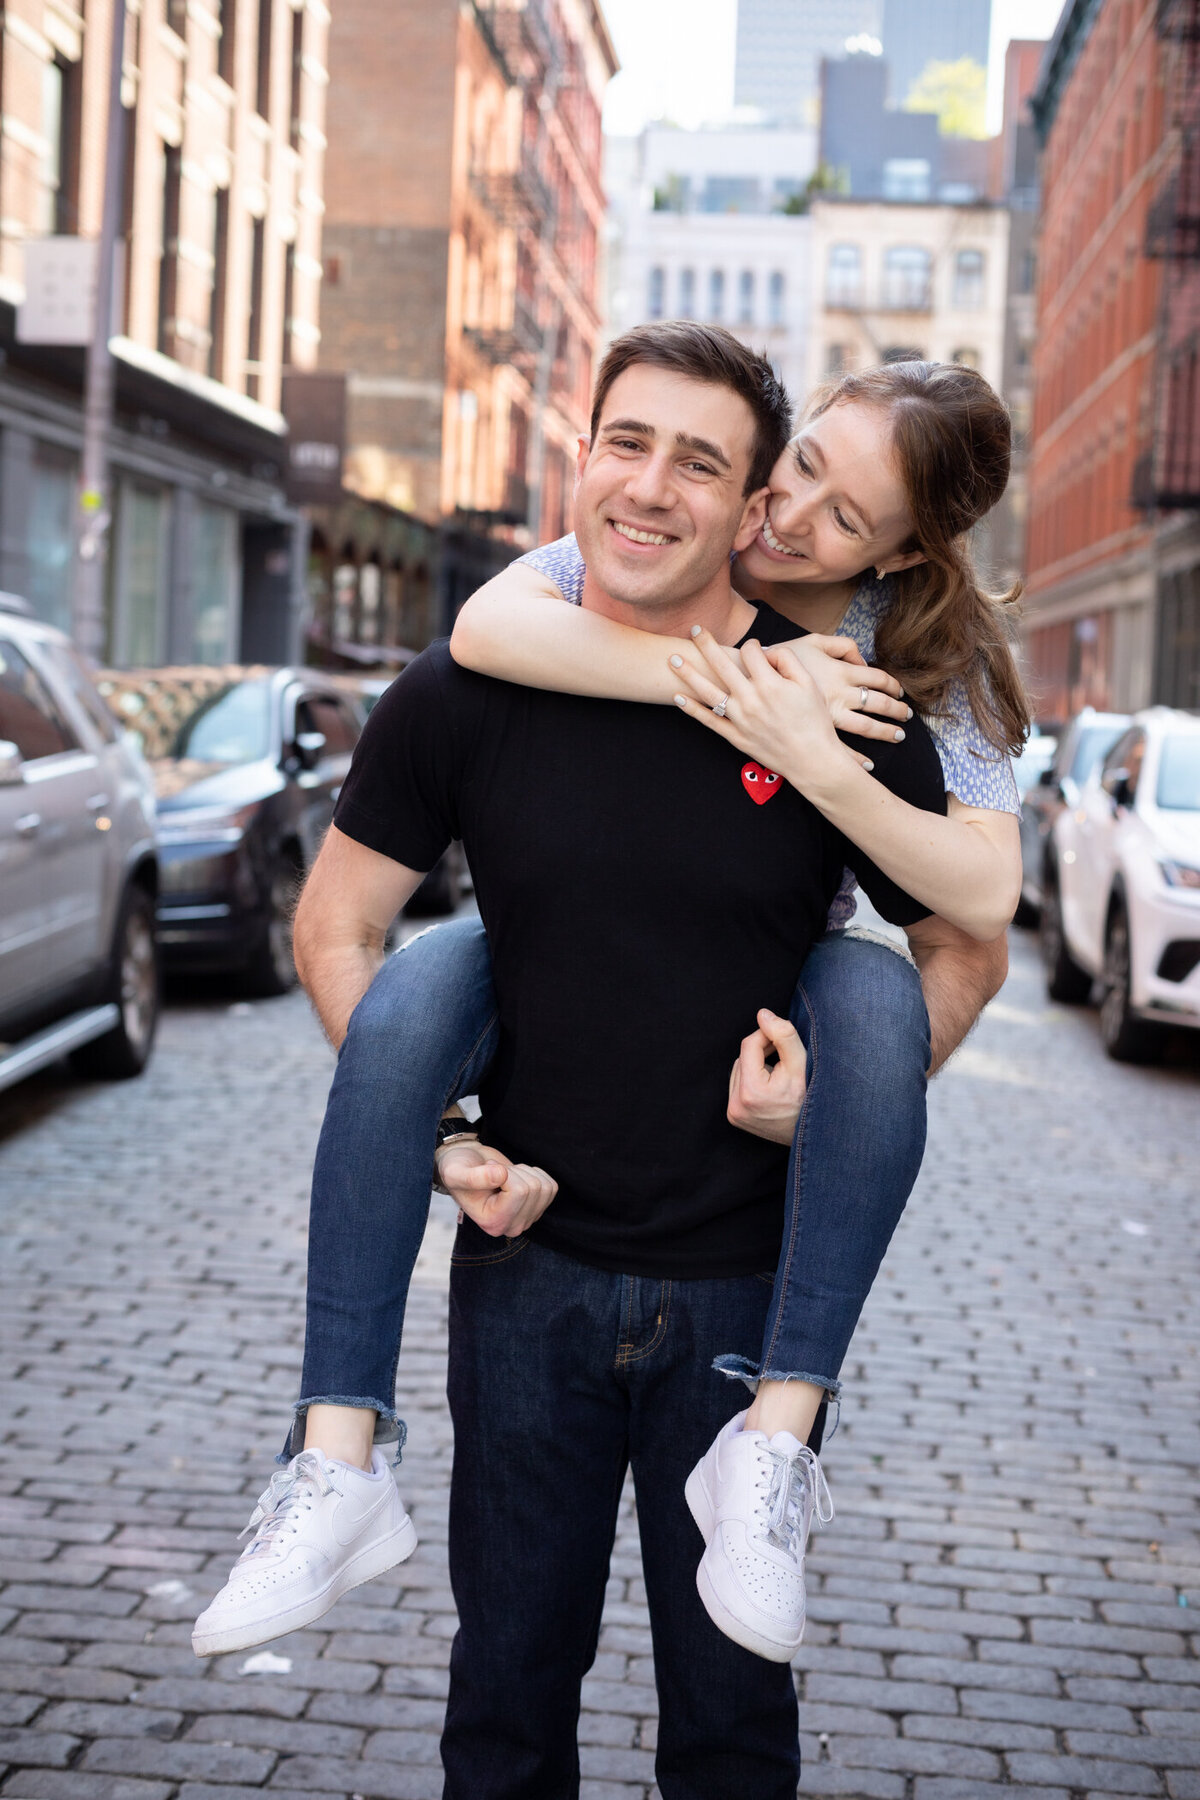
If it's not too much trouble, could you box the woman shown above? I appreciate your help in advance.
[193,359,1029,1666]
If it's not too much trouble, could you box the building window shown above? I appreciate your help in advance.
[245,216,265,398]
[256,0,273,120]
[738,270,755,325]
[768,270,785,326]
[112,483,168,665]
[882,245,932,310]
[217,0,236,84]
[953,249,985,309]
[952,346,981,370]
[40,57,79,235]
[208,188,230,380]
[708,268,725,322]
[883,158,931,201]
[157,146,182,358]
[679,267,695,316]
[288,5,304,145]
[26,441,77,634]
[192,502,240,663]
[825,343,849,376]
[647,266,665,319]
[826,244,862,308]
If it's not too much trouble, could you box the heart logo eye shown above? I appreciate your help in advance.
[741,760,783,804]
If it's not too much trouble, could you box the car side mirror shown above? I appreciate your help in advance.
[293,730,326,772]
[1101,767,1132,808]
[0,739,24,785]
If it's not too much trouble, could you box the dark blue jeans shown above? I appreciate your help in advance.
[292,918,929,1457]
[441,1221,799,1799]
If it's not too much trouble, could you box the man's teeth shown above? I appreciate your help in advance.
[762,517,803,557]
[612,521,673,546]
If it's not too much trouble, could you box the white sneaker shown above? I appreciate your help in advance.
[192,1447,417,1658]
[684,1410,833,1663]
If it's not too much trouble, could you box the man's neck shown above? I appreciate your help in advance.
[580,574,758,645]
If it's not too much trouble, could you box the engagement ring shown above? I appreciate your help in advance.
[712,694,729,718]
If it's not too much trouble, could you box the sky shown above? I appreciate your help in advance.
[599,0,1068,138]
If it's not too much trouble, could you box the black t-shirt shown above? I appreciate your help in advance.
[334,602,946,1279]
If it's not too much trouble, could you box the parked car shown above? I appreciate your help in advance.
[1040,707,1200,1061]
[333,669,468,918]
[1013,727,1058,801]
[97,665,364,993]
[0,597,160,1093]
[1017,708,1129,926]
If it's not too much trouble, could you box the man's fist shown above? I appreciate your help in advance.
[727,1008,808,1146]
[435,1141,558,1239]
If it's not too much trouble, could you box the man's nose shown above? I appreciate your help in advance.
[624,451,675,512]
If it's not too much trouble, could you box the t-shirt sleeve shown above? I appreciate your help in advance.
[927,674,1021,815]
[833,719,949,927]
[514,533,586,606]
[333,647,465,872]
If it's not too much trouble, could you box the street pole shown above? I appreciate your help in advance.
[73,0,127,658]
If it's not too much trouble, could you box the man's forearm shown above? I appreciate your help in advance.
[914,934,1008,1074]
[297,939,384,1048]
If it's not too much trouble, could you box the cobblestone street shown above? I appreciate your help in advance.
[0,923,1198,1800]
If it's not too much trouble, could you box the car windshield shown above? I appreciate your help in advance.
[98,672,273,763]
[1071,724,1124,783]
[1156,735,1200,812]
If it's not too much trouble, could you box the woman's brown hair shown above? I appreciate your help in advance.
[807,360,1031,756]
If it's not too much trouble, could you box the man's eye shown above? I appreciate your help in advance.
[684,461,716,476]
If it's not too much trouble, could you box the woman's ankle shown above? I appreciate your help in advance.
[302,1403,377,1471]
[744,1379,823,1445]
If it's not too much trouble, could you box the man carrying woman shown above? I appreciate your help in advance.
[194,320,1026,1798]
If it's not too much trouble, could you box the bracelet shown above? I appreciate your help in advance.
[432,1113,482,1195]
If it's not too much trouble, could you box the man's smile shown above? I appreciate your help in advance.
[608,519,680,549]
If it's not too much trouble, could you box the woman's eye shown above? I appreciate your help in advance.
[833,509,858,537]
[794,450,813,477]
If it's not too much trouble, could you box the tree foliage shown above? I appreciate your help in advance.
[904,57,988,140]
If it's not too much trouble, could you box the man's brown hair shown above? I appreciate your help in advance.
[589,320,792,495]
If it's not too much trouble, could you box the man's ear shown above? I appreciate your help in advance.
[733,486,769,553]
[573,434,591,496]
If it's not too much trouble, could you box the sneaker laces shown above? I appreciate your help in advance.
[237,1451,337,1560]
[760,1444,834,1554]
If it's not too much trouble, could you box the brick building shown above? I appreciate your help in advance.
[1024,0,1171,719]
[318,0,617,633]
[0,0,330,664]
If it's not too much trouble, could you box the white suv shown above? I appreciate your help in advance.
[1044,706,1200,1061]
[0,598,160,1092]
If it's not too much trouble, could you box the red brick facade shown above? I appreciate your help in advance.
[1024,0,1168,720]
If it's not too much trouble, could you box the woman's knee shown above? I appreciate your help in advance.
[795,931,929,1070]
[345,917,495,1068]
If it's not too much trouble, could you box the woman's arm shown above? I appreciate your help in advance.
[673,632,1022,942]
[450,555,910,737]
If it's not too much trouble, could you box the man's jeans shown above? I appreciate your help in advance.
[441,1220,800,1800]
[291,917,929,1458]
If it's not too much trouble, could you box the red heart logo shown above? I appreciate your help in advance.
[741,760,782,804]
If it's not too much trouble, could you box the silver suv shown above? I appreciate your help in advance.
[0,598,160,1092]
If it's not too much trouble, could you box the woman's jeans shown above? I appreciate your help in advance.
[291,917,930,1460]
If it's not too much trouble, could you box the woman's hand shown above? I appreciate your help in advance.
[670,628,875,784]
[764,635,911,743]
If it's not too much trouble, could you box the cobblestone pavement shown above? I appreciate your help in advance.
[0,923,1198,1800]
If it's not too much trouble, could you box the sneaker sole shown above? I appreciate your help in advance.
[694,1548,805,1664]
[191,1514,418,1659]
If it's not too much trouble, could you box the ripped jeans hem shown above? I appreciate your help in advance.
[281,1395,407,1467]
[712,1354,842,1434]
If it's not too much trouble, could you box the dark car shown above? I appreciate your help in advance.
[98,665,364,993]
[1017,707,1129,927]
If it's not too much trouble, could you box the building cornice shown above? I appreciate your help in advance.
[1030,0,1103,143]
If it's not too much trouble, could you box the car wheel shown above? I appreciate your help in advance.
[241,854,302,997]
[70,884,160,1080]
[1099,903,1166,1064]
[1040,875,1092,1003]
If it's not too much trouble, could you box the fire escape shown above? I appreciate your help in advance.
[1144,0,1200,509]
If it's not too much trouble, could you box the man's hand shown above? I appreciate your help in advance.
[435,1141,558,1239]
[727,1008,808,1146]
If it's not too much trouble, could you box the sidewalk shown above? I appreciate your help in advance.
[0,927,1197,1799]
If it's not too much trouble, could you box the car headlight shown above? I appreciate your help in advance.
[1159,859,1200,891]
[157,805,253,846]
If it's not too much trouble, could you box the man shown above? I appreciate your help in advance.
[285,324,1000,1796]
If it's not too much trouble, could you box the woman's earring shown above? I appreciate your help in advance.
[875,566,886,582]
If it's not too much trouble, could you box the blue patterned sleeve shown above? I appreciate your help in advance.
[514,534,586,607]
[926,675,1020,815]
